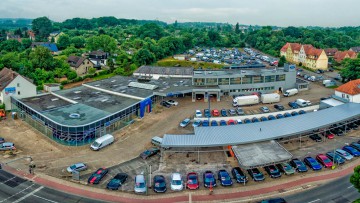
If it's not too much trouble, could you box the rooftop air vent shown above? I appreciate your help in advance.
[73,97,81,100]
[51,98,59,101]
[113,85,118,87]
[69,113,81,119]
[101,99,108,102]
[94,84,100,87]
[47,105,56,109]
[111,80,116,82]
[74,91,81,94]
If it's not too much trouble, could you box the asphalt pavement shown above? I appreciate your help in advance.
[284,174,360,203]
[0,170,106,203]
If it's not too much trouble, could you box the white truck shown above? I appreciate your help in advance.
[295,99,308,107]
[283,88,299,97]
[90,134,114,151]
[261,93,280,104]
[233,95,259,107]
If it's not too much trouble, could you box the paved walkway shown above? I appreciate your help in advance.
[2,162,358,203]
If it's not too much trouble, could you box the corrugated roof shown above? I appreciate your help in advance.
[162,103,360,147]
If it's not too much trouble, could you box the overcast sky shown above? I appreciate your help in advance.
[0,0,358,27]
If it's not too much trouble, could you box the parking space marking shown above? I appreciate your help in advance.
[12,186,44,203]
[32,195,59,203]
[0,183,36,203]
[0,176,16,185]
[307,199,321,203]
[347,185,354,189]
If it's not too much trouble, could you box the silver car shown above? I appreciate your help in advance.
[260,106,270,113]
[335,149,354,160]
[134,174,147,193]
[67,163,87,173]
[0,142,16,151]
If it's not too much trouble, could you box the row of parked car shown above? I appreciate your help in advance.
[0,137,16,151]
[308,120,359,142]
[195,108,245,118]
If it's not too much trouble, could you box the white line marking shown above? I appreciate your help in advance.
[0,177,16,184]
[12,186,44,203]
[32,194,59,203]
[307,199,321,203]
[348,185,354,189]
[0,184,36,203]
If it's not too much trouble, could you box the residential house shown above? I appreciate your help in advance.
[89,51,109,68]
[305,47,328,70]
[48,31,64,43]
[0,68,37,110]
[334,79,360,103]
[299,44,313,64]
[31,42,59,55]
[280,43,289,57]
[27,30,36,41]
[6,34,21,42]
[173,54,187,61]
[283,43,301,64]
[324,48,338,57]
[349,47,360,53]
[67,56,94,76]
[334,51,357,63]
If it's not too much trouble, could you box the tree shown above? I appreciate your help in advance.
[57,34,71,49]
[138,23,165,40]
[350,165,360,193]
[70,36,85,48]
[21,38,32,49]
[0,40,23,52]
[14,28,23,37]
[340,58,360,81]
[174,20,178,27]
[29,46,54,71]
[133,48,156,65]
[235,23,240,34]
[278,56,286,67]
[86,35,117,52]
[32,17,53,41]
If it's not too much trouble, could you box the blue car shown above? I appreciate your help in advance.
[284,112,292,118]
[211,120,218,126]
[204,109,211,118]
[231,167,248,184]
[304,157,322,171]
[247,168,265,181]
[106,173,128,190]
[326,152,345,165]
[291,111,299,116]
[220,120,227,126]
[221,109,227,117]
[203,171,217,188]
[288,102,299,109]
[218,170,233,186]
[290,158,308,172]
[343,146,360,157]
[268,115,276,120]
[276,114,284,119]
[299,110,306,114]
[202,120,209,127]
[243,118,251,124]
[350,142,360,151]
[252,117,259,123]
[260,116,268,122]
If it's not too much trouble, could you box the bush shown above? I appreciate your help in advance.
[61,80,69,85]
[0,103,5,110]
[36,85,44,91]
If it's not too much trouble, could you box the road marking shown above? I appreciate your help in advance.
[307,199,321,203]
[12,186,44,203]
[0,176,15,184]
[0,183,36,203]
[33,194,59,203]
[348,185,354,189]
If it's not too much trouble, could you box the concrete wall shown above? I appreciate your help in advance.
[336,91,360,103]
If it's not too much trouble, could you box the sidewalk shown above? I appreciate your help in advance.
[2,162,358,203]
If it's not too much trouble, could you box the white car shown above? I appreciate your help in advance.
[170,173,183,191]
[134,174,147,193]
[195,110,202,118]
[335,149,354,160]
[306,100,312,106]
[192,120,202,127]
[180,118,191,128]
[167,100,178,106]
[66,163,88,173]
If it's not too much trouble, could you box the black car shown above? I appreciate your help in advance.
[252,117,260,123]
[88,168,109,184]
[160,101,171,108]
[260,116,268,122]
[347,122,359,130]
[259,197,287,203]
[0,137,4,144]
[283,112,291,118]
[247,168,265,181]
[291,111,299,116]
[298,110,306,115]
[309,134,322,142]
[268,115,276,120]
[153,175,167,193]
[264,165,282,178]
[274,104,285,111]
[231,167,248,184]
[330,128,344,136]
[106,173,128,190]
[290,159,308,172]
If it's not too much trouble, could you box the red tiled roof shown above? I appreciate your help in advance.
[0,68,18,91]
[289,43,301,53]
[302,45,314,54]
[334,51,357,62]
[324,48,338,56]
[280,43,290,52]
[335,79,360,95]
[307,47,323,60]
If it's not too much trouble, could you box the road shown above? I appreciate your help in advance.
[284,174,360,203]
[0,169,106,203]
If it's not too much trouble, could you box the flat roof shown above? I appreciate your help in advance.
[54,86,141,113]
[321,98,345,107]
[232,141,293,169]
[20,94,72,112]
[162,103,360,147]
[134,66,194,76]
[192,68,291,78]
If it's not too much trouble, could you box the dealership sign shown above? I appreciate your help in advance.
[5,87,16,95]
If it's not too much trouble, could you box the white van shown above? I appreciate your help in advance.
[90,134,114,151]
[296,99,308,107]
[283,89,298,97]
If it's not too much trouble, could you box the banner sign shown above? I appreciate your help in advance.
[5,87,16,95]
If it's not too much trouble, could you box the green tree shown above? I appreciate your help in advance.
[14,28,23,37]
[138,23,165,40]
[86,35,117,52]
[133,48,156,65]
[278,56,286,67]
[21,38,32,49]
[0,52,20,70]
[29,46,54,71]
[0,40,23,52]
[32,17,53,41]
[235,23,240,34]
[70,36,85,48]
[57,34,71,49]
[88,67,96,74]
[340,58,360,81]
[350,165,360,193]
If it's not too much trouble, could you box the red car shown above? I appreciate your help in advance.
[227,119,235,125]
[324,132,335,139]
[316,154,333,168]
[88,168,109,184]
[212,109,219,117]
[186,172,199,190]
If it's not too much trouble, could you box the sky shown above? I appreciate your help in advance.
[0,0,358,27]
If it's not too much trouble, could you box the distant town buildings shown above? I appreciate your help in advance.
[67,56,94,76]
[349,47,360,53]
[48,31,64,43]
[334,50,357,63]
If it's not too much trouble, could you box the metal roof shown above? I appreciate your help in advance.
[128,82,158,90]
[162,103,360,147]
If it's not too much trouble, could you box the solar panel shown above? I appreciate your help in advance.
[128,82,158,90]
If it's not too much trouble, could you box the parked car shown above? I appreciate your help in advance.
[264,165,282,178]
[212,109,220,117]
[88,168,109,184]
[0,137,5,144]
[290,158,308,172]
[140,148,159,159]
[180,118,191,127]
[298,110,306,114]
[67,162,88,173]
[0,142,16,151]
[316,154,333,168]
[268,115,276,120]
[166,100,178,106]
[153,175,167,193]
[243,118,252,124]
[259,198,287,203]
[236,119,242,124]
[309,134,322,142]
[260,116,268,122]
[231,167,248,183]
[276,163,295,175]
[218,170,233,186]
[170,173,183,191]
[330,128,344,136]
[335,149,354,160]
[283,112,292,118]
[276,114,284,119]
[326,152,345,165]
[288,102,299,109]
[343,146,360,157]
[260,106,270,113]
[107,173,128,190]
[195,110,202,118]
[247,168,265,181]
[211,120,218,126]
[221,109,227,117]
[186,172,199,190]
[291,111,299,116]
[204,109,211,118]
[134,174,147,193]
[192,120,202,127]
[219,120,227,126]
[351,142,360,151]
[228,119,236,125]
[203,171,217,188]
[252,117,259,123]
[304,157,322,171]
[347,122,359,130]
[323,131,335,139]
[202,120,210,127]
[274,104,285,111]
[228,109,237,116]
[160,101,171,108]
[236,107,245,115]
